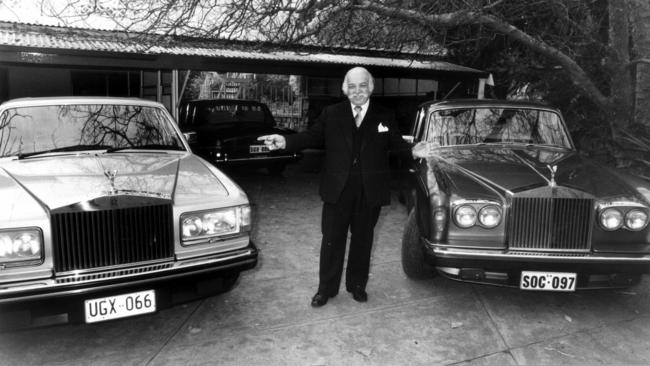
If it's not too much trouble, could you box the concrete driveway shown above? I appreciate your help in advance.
[1,161,650,366]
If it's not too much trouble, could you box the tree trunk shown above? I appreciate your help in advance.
[629,0,650,129]
[355,1,613,113]
[608,0,633,133]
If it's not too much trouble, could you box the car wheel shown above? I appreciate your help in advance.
[402,209,436,279]
[267,163,286,176]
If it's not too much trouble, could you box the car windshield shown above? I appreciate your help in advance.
[0,104,185,158]
[192,103,272,125]
[425,107,572,148]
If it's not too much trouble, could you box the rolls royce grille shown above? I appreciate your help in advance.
[508,197,594,251]
[51,203,174,273]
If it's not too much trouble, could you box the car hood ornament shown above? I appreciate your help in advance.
[547,165,558,187]
[104,169,118,195]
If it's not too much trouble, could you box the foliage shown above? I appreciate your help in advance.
[40,0,650,177]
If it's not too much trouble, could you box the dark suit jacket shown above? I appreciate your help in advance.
[285,100,411,206]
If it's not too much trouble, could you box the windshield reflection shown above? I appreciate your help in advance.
[426,107,572,148]
[0,104,185,157]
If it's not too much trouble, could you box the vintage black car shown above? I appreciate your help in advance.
[179,99,302,174]
[0,97,258,328]
[402,99,650,291]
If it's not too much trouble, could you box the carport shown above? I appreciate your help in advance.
[0,20,488,126]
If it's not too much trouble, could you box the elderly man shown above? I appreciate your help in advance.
[259,66,428,307]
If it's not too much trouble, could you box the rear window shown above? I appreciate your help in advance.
[191,103,272,125]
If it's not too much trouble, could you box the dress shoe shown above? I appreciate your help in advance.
[311,293,329,307]
[350,289,368,303]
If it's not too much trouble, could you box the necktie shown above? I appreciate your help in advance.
[354,105,363,128]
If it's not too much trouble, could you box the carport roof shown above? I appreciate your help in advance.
[0,21,486,78]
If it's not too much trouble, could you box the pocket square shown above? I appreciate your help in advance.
[377,123,389,133]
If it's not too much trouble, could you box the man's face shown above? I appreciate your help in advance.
[346,70,371,106]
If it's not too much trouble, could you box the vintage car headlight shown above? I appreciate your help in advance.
[454,205,477,228]
[600,208,623,231]
[0,228,43,264]
[181,205,251,244]
[478,205,502,228]
[625,209,649,231]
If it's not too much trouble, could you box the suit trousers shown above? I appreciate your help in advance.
[318,173,381,296]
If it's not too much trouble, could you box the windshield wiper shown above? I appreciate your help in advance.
[105,144,185,153]
[16,145,112,160]
[526,143,570,149]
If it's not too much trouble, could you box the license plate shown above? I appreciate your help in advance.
[250,144,270,154]
[520,271,576,292]
[84,289,156,323]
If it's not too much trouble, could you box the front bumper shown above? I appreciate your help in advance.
[0,242,258,328]
[425,241,650,289]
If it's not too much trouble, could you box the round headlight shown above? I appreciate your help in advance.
[478,205,502,228]
[182,216,203,238]
[600,208,623,231]
[625,209,649,231]
[454,205,477,228]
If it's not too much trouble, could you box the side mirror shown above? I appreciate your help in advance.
[402,135,414,144]
[183,131,198,144]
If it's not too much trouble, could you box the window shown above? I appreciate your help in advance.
[72,71,140,97]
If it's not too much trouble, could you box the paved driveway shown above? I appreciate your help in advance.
[2,162,650,366]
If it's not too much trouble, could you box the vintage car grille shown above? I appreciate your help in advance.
[51,203,174,273]
[508,197,594,251]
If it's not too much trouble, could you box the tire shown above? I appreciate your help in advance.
[405,190,415,214]
[402,209,436,279]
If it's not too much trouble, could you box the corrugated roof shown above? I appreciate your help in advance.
[0,21,485,75]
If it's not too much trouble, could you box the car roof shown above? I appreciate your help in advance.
[0,96,166,109]
[419,98,559,112]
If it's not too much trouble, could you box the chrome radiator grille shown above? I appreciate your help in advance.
[508,197,593,251]
[51,203,174,273]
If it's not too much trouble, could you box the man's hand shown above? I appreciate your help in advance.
[411,141,438,159]
[257,134,286,150]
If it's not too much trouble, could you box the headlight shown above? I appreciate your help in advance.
[0,228,43,264]
[600,208,623,231]
[181,205,251,244]
[454,205,477,228]
[625,209,649,231]
[478,205,502,228]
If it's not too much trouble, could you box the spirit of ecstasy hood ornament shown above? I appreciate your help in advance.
[547,165,558,187]
[104,169,118,195]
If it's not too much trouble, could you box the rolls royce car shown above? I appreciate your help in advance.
[402,99,650,291]
[178,99,302,174]
[0,97,257,328]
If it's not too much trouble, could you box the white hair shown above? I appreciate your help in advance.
[341,66,374,95]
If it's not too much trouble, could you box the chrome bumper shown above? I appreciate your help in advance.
[427,243,650,264]
[0,246,257,304]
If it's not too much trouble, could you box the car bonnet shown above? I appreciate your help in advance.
[0,153,229,212]
[427,146,647,202]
